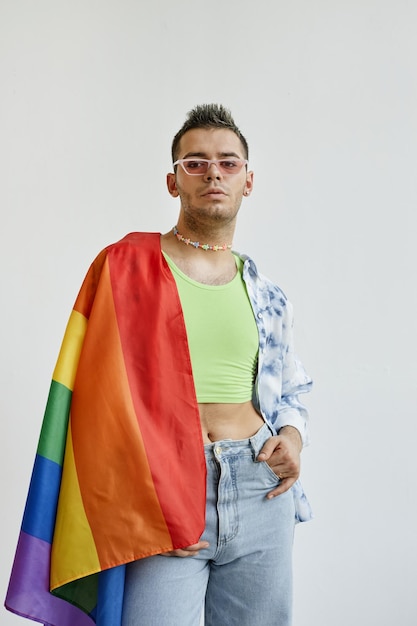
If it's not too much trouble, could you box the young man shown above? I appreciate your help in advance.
[6,105,312,626]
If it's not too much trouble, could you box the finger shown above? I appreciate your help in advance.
[162,550,196,558]
[257,437,279,461]
[267,453,300,478]
[161,550,193,558]
[181,541,209,554]
[265,460,285,477]
[161,541,209,557]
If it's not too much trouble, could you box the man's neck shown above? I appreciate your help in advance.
[160,228,238,285]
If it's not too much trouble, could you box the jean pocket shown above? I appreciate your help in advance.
[257,460,280,486]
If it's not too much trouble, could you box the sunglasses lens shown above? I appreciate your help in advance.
[182,160,208,174]
[181,159,245,175]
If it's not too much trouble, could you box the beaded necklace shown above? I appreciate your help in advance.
[173,226,232,252]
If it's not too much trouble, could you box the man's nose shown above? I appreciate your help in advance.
[204,162,222,180]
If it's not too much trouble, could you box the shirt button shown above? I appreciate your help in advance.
[257,312,263,319]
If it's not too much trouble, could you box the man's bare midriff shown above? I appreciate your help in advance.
[199,400,264,444]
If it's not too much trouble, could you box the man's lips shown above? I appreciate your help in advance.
[201,188,226,197]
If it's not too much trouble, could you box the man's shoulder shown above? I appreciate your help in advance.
[237,251,289,304]
[108,231,160,249]
[95,231,161,258]
[87,232,162,274]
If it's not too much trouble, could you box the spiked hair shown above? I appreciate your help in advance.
[171,104,249,163]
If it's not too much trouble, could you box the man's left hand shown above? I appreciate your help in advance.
[257,426,302,499]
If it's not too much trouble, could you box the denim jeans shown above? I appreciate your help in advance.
[122,423,295,626]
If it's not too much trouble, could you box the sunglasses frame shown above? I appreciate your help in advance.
[173,158,248,175]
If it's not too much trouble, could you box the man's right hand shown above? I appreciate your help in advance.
[161,541,209,557]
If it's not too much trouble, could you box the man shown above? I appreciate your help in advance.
[5,104,312,626]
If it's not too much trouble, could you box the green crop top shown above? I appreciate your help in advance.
[163,252,259,403]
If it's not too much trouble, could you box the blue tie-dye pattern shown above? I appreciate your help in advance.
[240,254,313,523]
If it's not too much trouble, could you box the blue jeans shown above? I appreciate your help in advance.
[122,423,295,626]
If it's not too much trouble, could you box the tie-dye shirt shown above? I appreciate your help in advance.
[240,253,313,522]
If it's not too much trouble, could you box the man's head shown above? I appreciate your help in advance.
[171,104,249,164]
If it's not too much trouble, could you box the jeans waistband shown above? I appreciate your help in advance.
[204,422,274,459]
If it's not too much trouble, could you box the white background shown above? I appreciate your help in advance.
[1,1,417,625]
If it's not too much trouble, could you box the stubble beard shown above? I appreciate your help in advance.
[178,188,245,238]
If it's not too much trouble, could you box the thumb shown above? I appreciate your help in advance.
[257,437,279,461]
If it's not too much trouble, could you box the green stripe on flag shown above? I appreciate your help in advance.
[52,573,99,615]
[37,380,72,465]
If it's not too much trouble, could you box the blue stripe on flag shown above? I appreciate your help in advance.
[22,454,61,543]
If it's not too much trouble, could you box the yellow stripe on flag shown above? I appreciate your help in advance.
[51,422,100,589]
[52,310,87,391]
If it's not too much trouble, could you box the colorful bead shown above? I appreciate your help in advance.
[173,226,232,251]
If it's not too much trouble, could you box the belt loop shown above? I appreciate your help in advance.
[250,422,272,458]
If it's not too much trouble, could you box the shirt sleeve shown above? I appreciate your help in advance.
[253,287,312,447]
[274,298,312,445]
[242,256,312,447]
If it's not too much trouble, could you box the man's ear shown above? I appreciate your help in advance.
[167,173,179,197]
[244,170,254,196]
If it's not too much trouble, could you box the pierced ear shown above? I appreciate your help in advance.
[244,171,254,196]
[167,173,179,197]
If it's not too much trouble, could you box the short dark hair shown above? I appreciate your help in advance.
[171,104,249,163]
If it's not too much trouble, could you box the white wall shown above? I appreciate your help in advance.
[1,1,416,624]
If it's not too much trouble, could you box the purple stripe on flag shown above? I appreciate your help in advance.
[5,530,94,626]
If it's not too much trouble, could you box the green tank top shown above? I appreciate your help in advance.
[163,252,259,403]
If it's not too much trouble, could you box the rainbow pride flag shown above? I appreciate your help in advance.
[5,233,206,625]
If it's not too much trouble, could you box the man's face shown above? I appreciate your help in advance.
[167,128,253,229]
